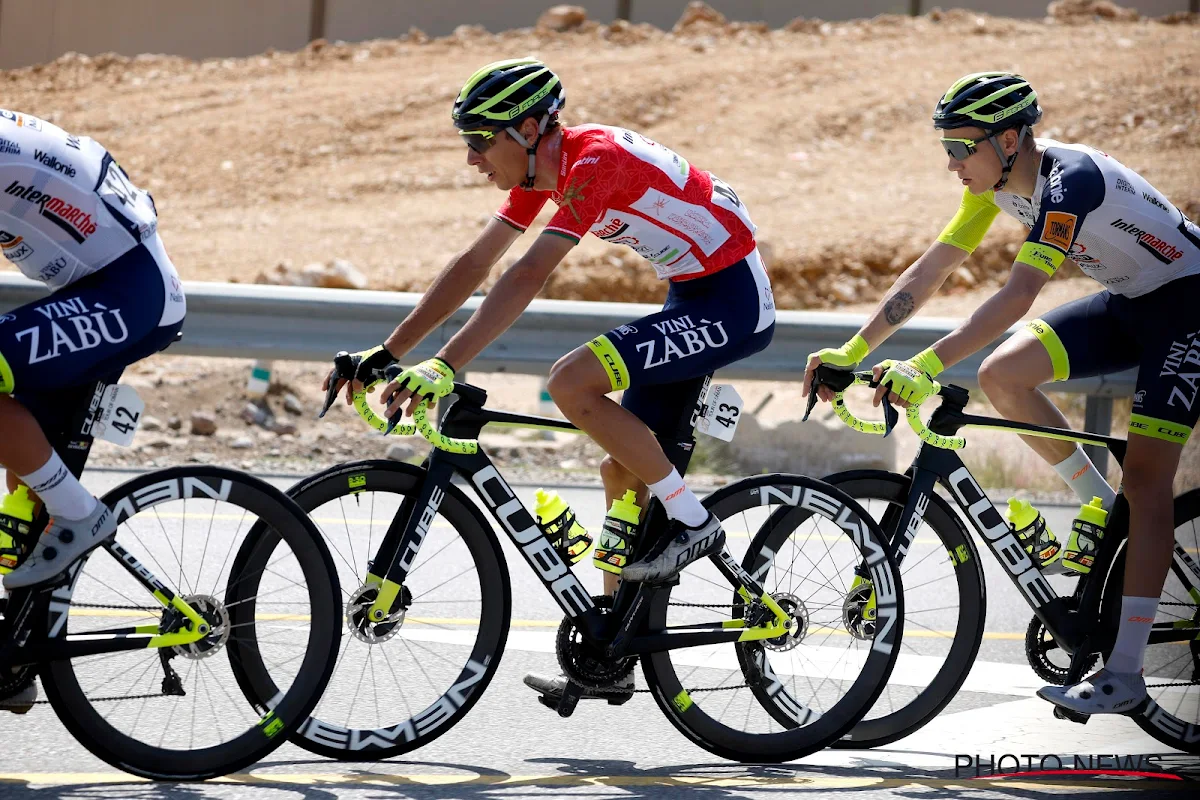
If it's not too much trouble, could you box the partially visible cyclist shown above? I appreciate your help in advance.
[323,58,775,704]
[0,109,186,710]
[803,73,1200,716]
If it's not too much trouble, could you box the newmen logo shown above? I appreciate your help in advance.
[1110,218,1183,264]
[1040,212,1077,251]
[3,180,97,243]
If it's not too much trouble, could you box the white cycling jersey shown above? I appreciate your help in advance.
[0,109,158,290]
[939,139,1200,298]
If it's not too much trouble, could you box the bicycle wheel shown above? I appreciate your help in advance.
[1104,488,1200,753]
[820,471,987,748]
[640,474,903,762]
[40,466,341,780]
[281,460,511,760]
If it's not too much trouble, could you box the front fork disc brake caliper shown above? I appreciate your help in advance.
[844,574,877,640]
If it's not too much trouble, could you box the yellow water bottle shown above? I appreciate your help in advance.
[534,489,592,564]
[1061,497,1108,575]
[594,490,641,575]
[1005,498,1064,573]
[0,486,37,575]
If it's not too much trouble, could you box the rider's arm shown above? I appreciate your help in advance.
[859,188,1001,349]
[923,262,1050,369]
[437,232,575,369]
[382,218,521,359]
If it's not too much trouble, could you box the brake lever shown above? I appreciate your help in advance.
[880,394,899,437]
[802,375,820,422]
[318,350,357,418]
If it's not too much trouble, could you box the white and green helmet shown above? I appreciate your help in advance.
[452,58,566,188]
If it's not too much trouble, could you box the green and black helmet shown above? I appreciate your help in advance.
[933,72,1042,190]
[933,72,1042,131]
[453,58,566,188]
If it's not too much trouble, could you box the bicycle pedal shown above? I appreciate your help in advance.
[605,692,633,707]
[1053,706,1090,725]
[556,680,584,718]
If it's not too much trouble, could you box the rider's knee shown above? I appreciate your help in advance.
[1121,452,1175,505]
[600,454,634,486]
[977,352,1033,400]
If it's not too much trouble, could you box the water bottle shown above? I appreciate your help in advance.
[0,486,36,575]
[1061,497,1108,575]
[1005,498,1064,573]
[594,490,642,574]
[534,489,592,564]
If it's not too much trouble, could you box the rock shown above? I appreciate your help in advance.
[283,393,304,416]
[141,415,165,432]
[255,259,370,290]
[406,27,429,44]
[386,443,416,461]
[830,280,858,304]
[559,458,583,470]
[785,18,824,34]
[537,5,588,32]
[1046,0,1139,23]
[674,2,727,33]
[230,436,254,450]
[187,452,215,464]
[270,420,298,436]
[241,401,272,427]
[190,411,218,436]
[140,438,172,450]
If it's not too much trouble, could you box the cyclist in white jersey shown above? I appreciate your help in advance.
[0,110,185,615]
[803,73,1200,716]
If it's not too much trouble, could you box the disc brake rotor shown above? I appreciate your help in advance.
[172,594,229,660]
[843,580,877,641]
[346,583,411,644]
[764,592,807,652]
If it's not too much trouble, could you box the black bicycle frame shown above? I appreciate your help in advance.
[882,385,1196,658]
[359,378,774,658]
[1,373,203,667]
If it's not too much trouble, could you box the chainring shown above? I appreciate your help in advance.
[555,594,637,689]
[1025,613,1098,685]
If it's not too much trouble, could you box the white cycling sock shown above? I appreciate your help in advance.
[1106,595,1158,674]
[1052,446,1116,508]
[19,452,97,521]
[647,469,707,527]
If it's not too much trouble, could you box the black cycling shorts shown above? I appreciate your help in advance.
[1028,273,1200,445]
[585,249,775,437]
[1,237,186,434]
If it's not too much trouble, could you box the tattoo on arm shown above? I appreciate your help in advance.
[883,291,915,326]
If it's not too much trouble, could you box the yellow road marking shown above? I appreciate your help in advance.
[0,772,1186,790]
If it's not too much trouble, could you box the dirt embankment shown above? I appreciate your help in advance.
[2,5,1196,310]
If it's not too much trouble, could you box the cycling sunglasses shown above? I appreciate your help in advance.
[460,128,504,155]
[940,133,992,161]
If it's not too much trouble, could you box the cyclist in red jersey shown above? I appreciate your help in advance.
[325,58,775,703]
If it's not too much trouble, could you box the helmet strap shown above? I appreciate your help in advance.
[989,125,1029,192]
[506,98,562,190]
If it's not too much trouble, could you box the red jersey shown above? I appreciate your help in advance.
[496,125,757,281]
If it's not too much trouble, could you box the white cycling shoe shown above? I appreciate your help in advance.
[3,500,116,589]
[621,513,726,584]
[1037,667,1147,715]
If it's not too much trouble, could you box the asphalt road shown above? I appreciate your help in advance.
[0,468,1190,799]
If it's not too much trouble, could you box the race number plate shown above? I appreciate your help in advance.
[91,384,144,447]
[697,384,743,442]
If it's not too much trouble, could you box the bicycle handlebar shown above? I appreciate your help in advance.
[805,364,967,450]
[320,352,479,455]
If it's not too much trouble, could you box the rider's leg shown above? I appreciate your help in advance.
[548,349,707,526]
[0,396,97,520]
[977,324,1116,507]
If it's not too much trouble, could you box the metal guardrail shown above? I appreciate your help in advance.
[0,273,1136,391]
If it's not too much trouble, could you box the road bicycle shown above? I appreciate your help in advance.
[801,364,1200,753]
[280,356,904,763]
[0,342,341,780]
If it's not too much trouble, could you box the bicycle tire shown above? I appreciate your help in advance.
[641,474,904,762]
[1102,488,1200,753]
[821,471,987,749]
[280,460,511,760]
[40,466,341,780]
